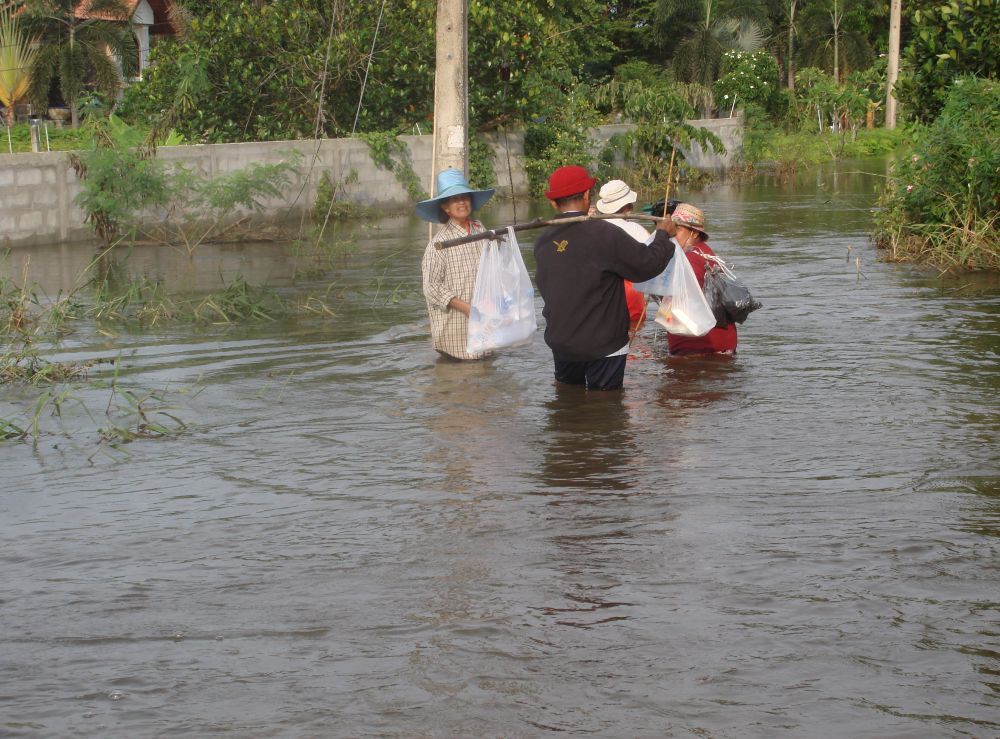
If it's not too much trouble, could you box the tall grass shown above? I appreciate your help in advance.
[740,126,907,176]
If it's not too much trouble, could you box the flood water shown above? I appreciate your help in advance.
[2,160,998,737]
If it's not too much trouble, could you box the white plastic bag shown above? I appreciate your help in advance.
[629,235,675,294]
[653,244,716,336]
[630,260,675,295]
[466,227,537,354]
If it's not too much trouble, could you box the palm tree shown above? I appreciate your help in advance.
[666,0,768,92]
[798,0,873,84]
[778,0,799,89]
[0,3,38,127]
[21,0,138,128]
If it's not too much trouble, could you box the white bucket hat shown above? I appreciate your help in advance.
[595,179,638,214]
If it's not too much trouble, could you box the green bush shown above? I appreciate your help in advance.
[714,51,782,119]
[875,77,1000,269]
[741,124,906,173]
[896,0,1000,123]
[523,123,596,196]
[468,135,497,191]
[522,87,602,195]
[72,147,170,243]
[848,127,906,157]
[73,126,300,249]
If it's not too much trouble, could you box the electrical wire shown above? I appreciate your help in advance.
[351,0,387,136]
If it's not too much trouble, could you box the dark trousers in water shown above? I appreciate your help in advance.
[553,355,627,391]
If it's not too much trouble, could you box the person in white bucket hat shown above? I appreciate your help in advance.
[418,169,496,360]
[594,179,676,335]
[596,179,636,213]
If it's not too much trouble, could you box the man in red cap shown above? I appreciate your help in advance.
[533,165,675,390]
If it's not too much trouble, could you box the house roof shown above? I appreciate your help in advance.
[74,0,177,33]
[4,0,176,33]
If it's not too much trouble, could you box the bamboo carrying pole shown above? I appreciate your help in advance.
[437,144,680,249]
[630,145,678,339]
[663,146,677,208]
[434,212,667,249]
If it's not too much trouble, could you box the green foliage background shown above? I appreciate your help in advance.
[119,0,613,144]
[895,0,1000,122]
[22,0,997,267]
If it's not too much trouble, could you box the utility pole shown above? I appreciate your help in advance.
[886,0,902,129]
[431,0,469,188]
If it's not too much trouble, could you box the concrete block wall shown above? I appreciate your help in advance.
[1,121,737,249]
[0,152,92,247]
[592,117,743,173]
[683,116,744,172]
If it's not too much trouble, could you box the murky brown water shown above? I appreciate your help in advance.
[2,160,999,737]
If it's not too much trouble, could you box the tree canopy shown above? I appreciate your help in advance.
[112,0,994,141]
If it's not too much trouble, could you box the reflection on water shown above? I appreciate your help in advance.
[1,159,999,736]
[655,352,738,409]
[537,387,637,492]
[1,218,395,297]
[423,355,514,496]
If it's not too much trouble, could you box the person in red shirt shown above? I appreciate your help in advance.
[667,203,738,356]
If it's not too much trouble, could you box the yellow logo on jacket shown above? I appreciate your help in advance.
[554,239,568,252]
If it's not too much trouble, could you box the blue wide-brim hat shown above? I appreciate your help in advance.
[415,168,495,223]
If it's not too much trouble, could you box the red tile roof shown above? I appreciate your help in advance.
[75,0,176,31]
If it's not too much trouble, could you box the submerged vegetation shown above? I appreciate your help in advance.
[0,266,183,452]
[0,241,392,451]
[1,258,351,336]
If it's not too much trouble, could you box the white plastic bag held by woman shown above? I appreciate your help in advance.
[466,227,537,354]
[654,243,716,336]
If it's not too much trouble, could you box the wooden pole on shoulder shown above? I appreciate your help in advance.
[435,213,667,249]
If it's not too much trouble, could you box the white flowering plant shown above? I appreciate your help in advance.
[713,50,781,117]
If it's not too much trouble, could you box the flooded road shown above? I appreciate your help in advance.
[2,160,998,737]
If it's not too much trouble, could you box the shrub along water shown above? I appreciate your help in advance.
[741,123,906,174]
[874,77,999,271]
[736,64,905,176]
[68,114,299,249]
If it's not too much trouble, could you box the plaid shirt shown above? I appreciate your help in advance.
[421,219,490,360]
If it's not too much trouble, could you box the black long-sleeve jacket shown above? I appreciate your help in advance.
[533,213,674,361]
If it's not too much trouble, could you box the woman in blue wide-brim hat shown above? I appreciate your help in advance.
[418,168,495,360]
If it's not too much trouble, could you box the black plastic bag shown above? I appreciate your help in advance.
[703,261,762,325]
[641,198,680,218]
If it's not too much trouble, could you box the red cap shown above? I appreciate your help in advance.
[544,165,596,200]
